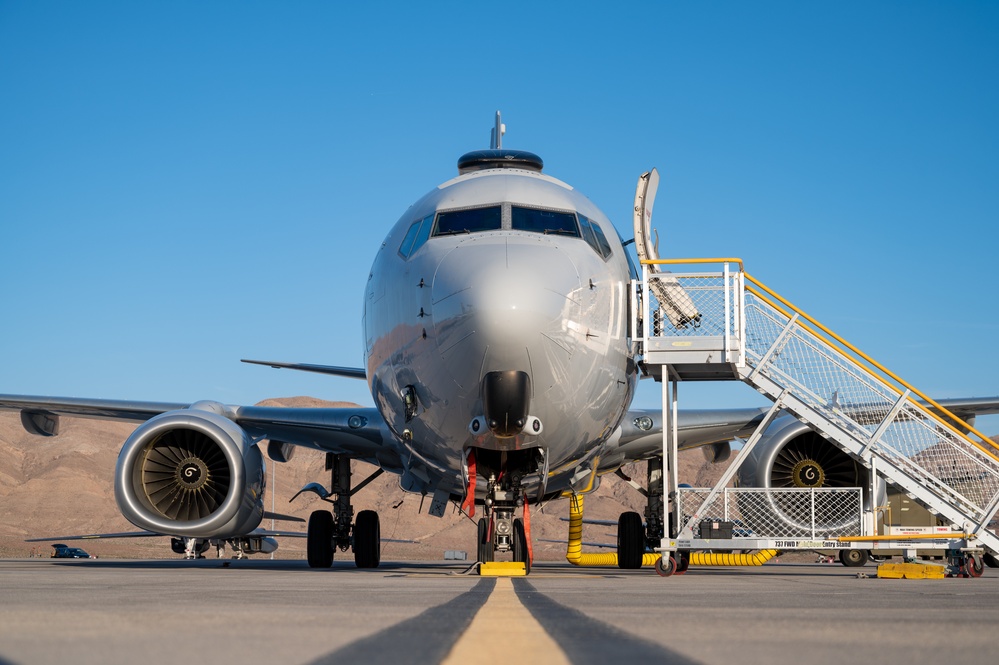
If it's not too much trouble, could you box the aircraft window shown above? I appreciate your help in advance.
[578,214,613,260]
[433,206,502,236]
[511,206,579,237]
[399,214,434,258]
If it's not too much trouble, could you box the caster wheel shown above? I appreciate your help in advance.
[655,555,676,577]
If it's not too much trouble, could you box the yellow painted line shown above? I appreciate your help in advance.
[441,577,570,665]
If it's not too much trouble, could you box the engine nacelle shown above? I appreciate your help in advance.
[115,404,264,538]
[736,415,885,533]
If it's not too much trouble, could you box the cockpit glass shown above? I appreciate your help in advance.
[433,206,502,236]
[399,213,434,259]
[578,214,613,260]
[511,207,580,237]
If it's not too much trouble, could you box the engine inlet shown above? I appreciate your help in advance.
[141,429,231,521]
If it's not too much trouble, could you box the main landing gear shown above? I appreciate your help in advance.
[295,453,383,569]
[616,457,667,570]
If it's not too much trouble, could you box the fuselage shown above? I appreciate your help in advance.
[363,151,639,499]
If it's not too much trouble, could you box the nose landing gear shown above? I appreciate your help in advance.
[477,471,532,574]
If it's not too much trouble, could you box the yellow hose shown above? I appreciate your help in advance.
[565,494,659,566]
[564,494,778,567]
[691,550,778,566]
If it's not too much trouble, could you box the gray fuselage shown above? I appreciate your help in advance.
[363,162,639,499]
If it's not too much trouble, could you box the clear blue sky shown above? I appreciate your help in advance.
[2,2,997,431]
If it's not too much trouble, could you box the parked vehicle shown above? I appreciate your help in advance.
[50,544,91,559]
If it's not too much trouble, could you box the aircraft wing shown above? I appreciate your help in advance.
[25,531,166,542]
[25,528,309,542]
[904,396,999,426]
[616,397,999,463]
[0,394,403,471]
[616,406,771,462]
[0,395,188,427]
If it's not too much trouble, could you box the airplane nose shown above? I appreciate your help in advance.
[482,370,531,437]
[431,236,581,385]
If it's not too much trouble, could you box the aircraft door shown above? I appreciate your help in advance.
[633,169,701,329]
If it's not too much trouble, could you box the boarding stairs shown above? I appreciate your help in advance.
[634,259,999,556]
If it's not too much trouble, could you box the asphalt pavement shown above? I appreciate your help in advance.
[0,558,995,665]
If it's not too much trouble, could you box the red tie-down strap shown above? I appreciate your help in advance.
[461,449,476,518]
[523,493,534,565]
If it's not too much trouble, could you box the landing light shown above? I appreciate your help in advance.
[635,416,654,431]
[467,415,543,437]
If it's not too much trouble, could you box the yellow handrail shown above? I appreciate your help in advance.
[639,257,999,462]
[642,257,745,271]
[743,272,999,462]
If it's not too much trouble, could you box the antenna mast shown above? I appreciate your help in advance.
[489,111,505,149]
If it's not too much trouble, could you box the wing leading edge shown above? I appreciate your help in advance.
[616,397,999,463]
[0,394,401,470]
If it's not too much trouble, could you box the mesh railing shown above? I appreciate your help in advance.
[743,292,999,522]
[677,487,863,539]
[646,272,741,338]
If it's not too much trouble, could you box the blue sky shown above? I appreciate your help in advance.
[2,2,997,431]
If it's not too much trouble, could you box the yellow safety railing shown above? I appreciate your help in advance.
[641,258,999,462]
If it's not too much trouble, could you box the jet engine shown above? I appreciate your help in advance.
[114,403,265,538]
[736,415,884,534]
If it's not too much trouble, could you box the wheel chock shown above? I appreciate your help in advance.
[876,562,946,579]
[479,562,527,576]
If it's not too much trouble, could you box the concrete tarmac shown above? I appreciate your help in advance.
[1,557,996,665]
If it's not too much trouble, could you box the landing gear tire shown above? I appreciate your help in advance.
[477,517,494,563]
[965,554,984,578]
[307,510,334,568]
[353,510,381,569]
[839,549,870,567]
[655,555,676,577]
[513,518,531,575]
[617,511,645,569]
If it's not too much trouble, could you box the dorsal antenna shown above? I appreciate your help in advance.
[489,111,505,149]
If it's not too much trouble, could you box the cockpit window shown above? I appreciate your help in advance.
[433,206,502,236]
[511,206,579,237]
[399,213,434,259]
[578,214,613,260]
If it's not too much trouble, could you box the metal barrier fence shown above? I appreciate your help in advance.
[677,487,864,539]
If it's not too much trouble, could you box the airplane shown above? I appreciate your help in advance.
[3,113,999,574]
